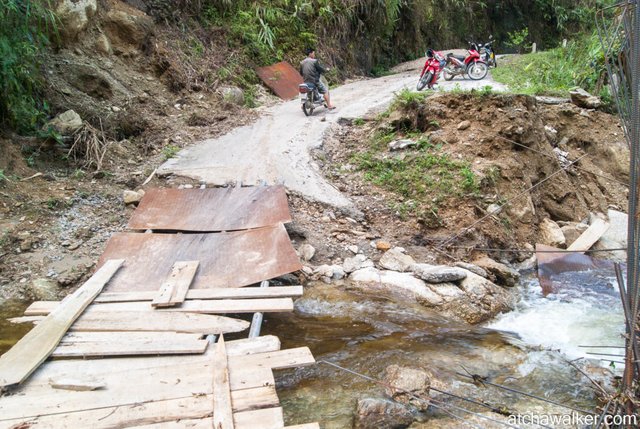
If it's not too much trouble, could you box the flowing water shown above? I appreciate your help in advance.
[0,266,625,428]
[265,269,625,428]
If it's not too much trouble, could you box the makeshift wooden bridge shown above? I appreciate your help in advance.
[0,186,318,429]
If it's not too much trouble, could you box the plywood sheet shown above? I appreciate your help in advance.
[97,224,302,291]
[128,186,291,232]
[255,62,303,100]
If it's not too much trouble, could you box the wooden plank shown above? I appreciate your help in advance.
[284,425,321,429]
[70,311,249,334]
[8,316,44,324]
[566,218,610,252]
[59,331,204,343]
[152,261,199,308]
[226,335,281,357]
[212,335,234,429]
[52,337,208,357]
[229,347,315,372]
[233,407,284,429]
[26,298,295,316]
[0,259,124,388]
[0,386,281,428]
[95,286,304,303]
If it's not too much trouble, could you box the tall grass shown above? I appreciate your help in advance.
[0,0,57,133]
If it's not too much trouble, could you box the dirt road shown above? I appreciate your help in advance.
[158,67,506,213]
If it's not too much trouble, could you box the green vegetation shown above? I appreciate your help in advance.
[353,136,479,222]
[0,0,57,133]
[353,118,365,126]
[0,169,6,182]
[162,144,180,160]
[493,32,608,99]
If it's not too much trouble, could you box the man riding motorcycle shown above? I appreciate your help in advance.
[299,48,336,110]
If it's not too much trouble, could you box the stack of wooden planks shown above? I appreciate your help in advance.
[0,186,319,428]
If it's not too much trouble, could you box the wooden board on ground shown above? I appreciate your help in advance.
[96,286,304,303]
[97,225,302,292]
[71,311,249,334]
[233,407,284,429]
[212,336,234,429]
[53,331,208,358]
[152,260,199,307]
[566,218,610,252]
[127,186,292,232]
[0,259,124,388]
[26,298,295,316]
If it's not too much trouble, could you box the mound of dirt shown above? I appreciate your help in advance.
[315,93,628,264]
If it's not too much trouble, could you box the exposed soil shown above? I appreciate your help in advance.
[287,92,629,268]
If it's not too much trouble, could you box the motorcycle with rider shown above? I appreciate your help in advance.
[299,48,336,116]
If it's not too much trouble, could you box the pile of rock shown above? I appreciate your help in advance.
[297,242,520,324]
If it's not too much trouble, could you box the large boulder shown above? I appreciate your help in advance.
[411,264,467,284]
[539,218,566,248]
[454,261,488,278]
[349,267,442,306]
[570,88,602,109]
[379,247,415,272]
[297,243,315,262]
[354,398,414,429]
[104,5,153,54]
[383,365,430,411]
[454,271,516,323]
[56,0,97,40]
[472,257,520,287]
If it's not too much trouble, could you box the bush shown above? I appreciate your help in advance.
[0,0,57,133]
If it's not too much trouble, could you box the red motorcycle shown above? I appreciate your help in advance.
[417,49,445,91]
[442,43,488,81]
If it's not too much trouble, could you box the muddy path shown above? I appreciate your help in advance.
[158,66,506,213]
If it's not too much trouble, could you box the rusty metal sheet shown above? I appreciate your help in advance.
[128,186,291,232]
[97,224,302,292]
[536,244,618,295]
[256,61,303,100]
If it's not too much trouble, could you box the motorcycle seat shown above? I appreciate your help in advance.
[450,54,466,62]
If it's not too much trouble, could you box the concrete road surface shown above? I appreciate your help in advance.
[158,66,506,213]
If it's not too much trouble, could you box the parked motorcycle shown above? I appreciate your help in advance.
[298,75,329,116]
[417,49,445,91]
[442,43,488,81]
[478,36,497,68]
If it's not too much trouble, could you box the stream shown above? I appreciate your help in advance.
[265,269,625,428]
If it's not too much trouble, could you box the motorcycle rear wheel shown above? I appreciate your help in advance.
[416,72,432,91]
[467,62,488,80]
[302,100,313,116]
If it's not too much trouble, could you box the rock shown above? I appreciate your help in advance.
[428,282,465,302]
[539,218,566,247]
[94,33,112,55]
[544,125,558,143]
[354,397,415,429]
[348,245,359,254]
[104,8,153,52]
[561,222,589,247]
[123,190,143,205]
[454,262,488,278]
[411,264,467,283]
[376,240,392,251]
[593,209,628,261]
[46,110,83,136]
[388,139,416,151]
[379,247,415,272]
[570,88,602,109]
[220,86,245,105]
[343,254,374,273]
[56,0,97,40]
[29,278,60,301]
[298,243,316,262]
[383,365,430,411]
[457,120,471,131]
[506,194,536,224]
[331,265,346,280]
[472,257,519,287]
[349,267,443,306]
[455,271,516,323]
[313,265,334,283]
[486,204,502,215]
